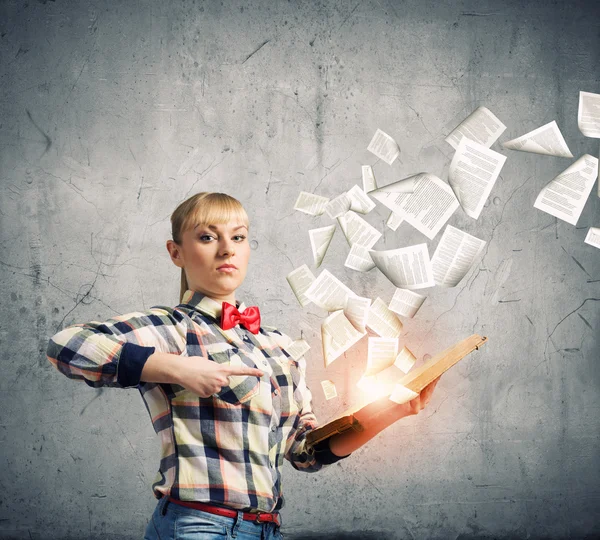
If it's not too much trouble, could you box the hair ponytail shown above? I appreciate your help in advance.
[179,269,189,304]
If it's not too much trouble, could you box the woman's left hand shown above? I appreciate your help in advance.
[403,376,441,416]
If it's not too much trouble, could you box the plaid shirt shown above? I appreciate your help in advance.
[47,289,341,512]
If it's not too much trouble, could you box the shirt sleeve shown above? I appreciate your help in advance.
[46,306,189,389]
[275,329,351,470]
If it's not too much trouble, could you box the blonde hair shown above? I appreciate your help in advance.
[170,192,250,302]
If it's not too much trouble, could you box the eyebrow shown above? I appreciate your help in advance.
[194,224,248,232]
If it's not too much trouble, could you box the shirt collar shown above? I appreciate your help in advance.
[179,289,247,321]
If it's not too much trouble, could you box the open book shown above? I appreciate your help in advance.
[306,334,488,447]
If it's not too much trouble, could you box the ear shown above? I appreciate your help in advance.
[166,239,185,269]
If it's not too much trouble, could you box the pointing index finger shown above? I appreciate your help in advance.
[227,365,264,377]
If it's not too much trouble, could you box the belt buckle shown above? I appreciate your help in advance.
[255,512,279,526]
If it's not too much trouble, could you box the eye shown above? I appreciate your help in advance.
[234,235,247,242]
[199,234,214,242]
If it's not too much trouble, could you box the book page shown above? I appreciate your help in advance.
[286,264,316,307]
[345,243,376,272]
[389,384,419,405]
[362,165,377,192]
[321,310,366,367]
[449,138,507,219]
[366,337,399,376]
[584,227,600,249]
[389,288,426,318]
[294,191,330,216]
[372,173,459,239]
[533,154,599,225]
[320,380,338,400]
[431,225,486,287]
[347,184,376,214]
[309,224,336,267]
[367,128,400,165]
[305,269,357,312]
[386,211,404,231]
[325,192,352,219]
[369,243,435,289]
[359,362,408,397]
[338,210,382,248]
[445,106,507,150]
[285,338,311,361]
[578,91,600,138]
[343,295,372,332]
[366,297,404,338]
[502,121,573,158]
[395,346,416,373]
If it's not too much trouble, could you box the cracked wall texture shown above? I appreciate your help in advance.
[1,0,599,538]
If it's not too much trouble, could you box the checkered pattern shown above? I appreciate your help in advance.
[47,289,327,512]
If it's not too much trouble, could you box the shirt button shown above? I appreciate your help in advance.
[273,389,278,396]
[271,426,276,432]
[262,360,268,366]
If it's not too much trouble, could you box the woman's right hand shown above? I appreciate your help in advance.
[140,351,263,397]
[176,355,264,398]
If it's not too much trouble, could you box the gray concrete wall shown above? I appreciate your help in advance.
[1,0,599,538]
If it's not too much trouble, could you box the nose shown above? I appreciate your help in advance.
[218,237,235,258]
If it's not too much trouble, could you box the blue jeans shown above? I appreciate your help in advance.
[144,497,284,540]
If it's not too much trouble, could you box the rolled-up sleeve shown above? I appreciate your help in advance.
[46,307,188,388]
[284,365,351,471]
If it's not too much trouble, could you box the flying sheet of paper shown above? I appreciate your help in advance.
[501,121,573,158]
[578,91,600,138]
[367,128,400,165]
[389,384,419,405]
[286,264,316,307]
[366,297,404,338]
[320,380,338,400]
[285,339,311,361]
[321,309,366,367]
[395,346,416,373]
[533,154,599,226]
[362,165,377,192]
[347,184,376,214]
[343,295,371,333]
[294,191,330,216]
[371,173,459,239]
[309,224,336,267]
[305,269,357,312]
[366,337,399,376]
[369,243,436,290]
[345,243,376,272]
[389,288,426,318]
[338,210,382,248]
[449,138,507,219]
[325,192,352,219]
[584,227,600,249]
[445,106,507,150]
[431,225,486,287]
[386,211,404,231]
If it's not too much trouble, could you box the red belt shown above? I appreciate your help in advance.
[168,497,280,527]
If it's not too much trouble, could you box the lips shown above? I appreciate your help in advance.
[217,264,237,270]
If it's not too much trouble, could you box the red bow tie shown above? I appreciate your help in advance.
[220,302,261,334]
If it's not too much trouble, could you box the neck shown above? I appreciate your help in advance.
[202,291,237,306]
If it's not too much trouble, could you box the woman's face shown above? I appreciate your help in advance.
[168,221,251,302]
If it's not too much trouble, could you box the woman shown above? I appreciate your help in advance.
[47,191,440,539]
